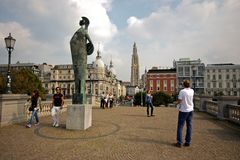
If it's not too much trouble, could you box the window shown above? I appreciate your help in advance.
[218,75,222,80]
[207,83,210,88]
[233,74,236,80]
[150,80,153,90]
[207,75,210,80]
[178,67,183,76]
[226,74,229,80]
[213,82,216,88]
[219,82,222,88]
[185,66,190,76]
[170,80,174,91]
[227,82,230,88]
[156,80,160,91]
[163,80,167,91]
[212,75,216,80]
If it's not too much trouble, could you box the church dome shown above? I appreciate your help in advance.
[93,50,104,69]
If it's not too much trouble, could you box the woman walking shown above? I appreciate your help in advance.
[26,90,41,128]
[145,90,154,117]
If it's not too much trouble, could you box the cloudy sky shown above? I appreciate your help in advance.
[0,0,240,81]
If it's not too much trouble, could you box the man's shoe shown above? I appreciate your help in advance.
[174,143,182,148]
[147,115,150,117]
[35,123,40,126]
[184,143,190,147]
[151,114,155,116]
[55,124,59,127]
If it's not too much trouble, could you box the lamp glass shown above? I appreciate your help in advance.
[4,33,16,49]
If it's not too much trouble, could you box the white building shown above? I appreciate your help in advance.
[173,58,205,94]
[48,49,126,101]
[205,63,240,96]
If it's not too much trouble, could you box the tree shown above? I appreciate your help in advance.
[1,69,45,99]
[0,74,6,94]
[133,92,146,106]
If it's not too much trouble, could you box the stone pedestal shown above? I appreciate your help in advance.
[0,94,29,127]
[66,104,92,130]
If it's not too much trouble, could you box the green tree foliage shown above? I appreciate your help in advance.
[0,74,6,93]
[133,92,146,106]
[1,69,45,98]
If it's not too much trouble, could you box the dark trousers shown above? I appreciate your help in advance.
[146,103,154,116]
[109,100,113,108]
[177,111,193,144]
[100,99,105,108]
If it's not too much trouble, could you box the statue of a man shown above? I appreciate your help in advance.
[70,17,94,104]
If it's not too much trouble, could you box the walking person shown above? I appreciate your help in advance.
[100,92,105,109]
[109,93,114,108]
[145,90,154,117]
[175,80,194,148]
[26,90,41,128]
[51,87,64,127]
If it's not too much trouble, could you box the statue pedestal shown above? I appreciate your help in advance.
[66,104,92,130]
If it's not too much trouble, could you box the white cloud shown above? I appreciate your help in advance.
[0,0,240,81]
[121,0,240,75]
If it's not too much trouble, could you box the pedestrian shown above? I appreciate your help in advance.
[145,90,154,117]
[100,92,105,109]
[105,93,109,108]
[51,87,64,127]
[26,90,41,128]
[109,93,114,108]
[175,80,194,148]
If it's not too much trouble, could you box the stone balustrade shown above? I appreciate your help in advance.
[194,95,240,125]
[24,99,72,120]
[227,104,240,125]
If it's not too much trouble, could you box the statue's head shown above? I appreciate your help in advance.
[79,17,90,28]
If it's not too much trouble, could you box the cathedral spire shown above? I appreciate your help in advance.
[130,42,139,86]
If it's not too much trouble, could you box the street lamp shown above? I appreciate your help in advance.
[4,33,16,94]
[192,65,197,93]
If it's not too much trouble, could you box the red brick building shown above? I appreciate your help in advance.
[146,68,176,95]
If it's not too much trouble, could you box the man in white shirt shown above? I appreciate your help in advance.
[175,80,194,147]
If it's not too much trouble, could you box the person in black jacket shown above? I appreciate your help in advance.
[51,87,64,127]
[26,90,41,128]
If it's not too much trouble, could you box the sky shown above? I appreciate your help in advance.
[0,0,240,81]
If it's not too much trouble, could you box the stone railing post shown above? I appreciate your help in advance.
[195,95,212,111]
[215,96,239,120]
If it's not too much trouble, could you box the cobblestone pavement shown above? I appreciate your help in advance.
[0,107,240,160]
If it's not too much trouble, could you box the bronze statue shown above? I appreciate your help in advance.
[70,17,94,104]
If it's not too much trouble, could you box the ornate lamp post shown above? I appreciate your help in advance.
[4,33,16,94]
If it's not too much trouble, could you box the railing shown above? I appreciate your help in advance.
[205,100,218,116]
[24,99,72,120]
[227,104,240,125]
[194,95,240,125]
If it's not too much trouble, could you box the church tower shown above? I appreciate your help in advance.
[130,42,139,86]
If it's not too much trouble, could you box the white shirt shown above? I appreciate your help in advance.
[177,88,194,112]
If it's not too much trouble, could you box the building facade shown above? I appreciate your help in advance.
[48,49,126,101]
[146,67,177,95]
[173,58,205,94]
[130,42,140,86]
[205,63,240,96]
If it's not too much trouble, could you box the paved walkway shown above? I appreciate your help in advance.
[0,106,240,160]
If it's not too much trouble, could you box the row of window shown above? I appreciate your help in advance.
[207,74,239,80]
[207,69,237,73]
[207,82,238,88]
